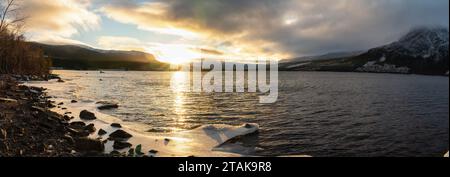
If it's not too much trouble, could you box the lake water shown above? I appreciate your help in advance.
[46,70,449,157]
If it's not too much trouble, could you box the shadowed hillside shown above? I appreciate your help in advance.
[30,43,171,71]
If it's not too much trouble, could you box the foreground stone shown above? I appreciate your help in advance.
[0,98,18,103]
[69,121,86,129]
[85,124,96,133]
[149,149,158,154]
[98,129,107,136]
[97,101,119,110]
[67,128,90,137]
[108,130,132,140]
[111,123,122,128]
[113,141,132,150]
[79,110,96,120]
[0,75,100,156]
[75,138,104,152]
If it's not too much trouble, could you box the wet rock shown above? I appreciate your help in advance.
[126,148,134,156]
[30,105,45,113]
[69,121,86,129]
[67,128,90,137]
[98,129,107,136]
[149,149,158,154]
[84,124,96,133]
[0,97,18,103]
[63,134,75,145]
[110,150,121,156]
[79,110,96,120]
[47,74,61,80]
[74,138,104,152]
[113,141,132,150]
[244,123,253,129]
[108,130,132,140]
[29,89,40,94]
[63,115,72,121]
[97,102,119,110]
[1,128,7,140]
[0,141,9,152]
[111,123,122,128]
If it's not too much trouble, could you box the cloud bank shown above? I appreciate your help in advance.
[21,0,100,45]
[101,0,449,58]
[17,0,449,60]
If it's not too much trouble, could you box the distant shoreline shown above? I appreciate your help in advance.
[50,68,450,77]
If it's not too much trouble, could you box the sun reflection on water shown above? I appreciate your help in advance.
[171,72,191,126]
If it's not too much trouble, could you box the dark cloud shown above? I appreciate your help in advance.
[105,0,449,56]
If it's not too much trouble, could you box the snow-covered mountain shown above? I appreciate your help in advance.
[379,27,448,62]
[281,26,449,75]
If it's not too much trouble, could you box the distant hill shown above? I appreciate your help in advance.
[29,42,170,71]
[280,51,365,64]
[280,27,449,76]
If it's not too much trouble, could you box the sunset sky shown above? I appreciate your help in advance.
[18,0,449,63]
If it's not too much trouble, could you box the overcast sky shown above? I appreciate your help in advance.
[16,0,450,63]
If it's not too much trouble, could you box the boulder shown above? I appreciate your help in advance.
[0,98,18,103]
[111,123,122,128]
[74,138,104,152]
[67,128,90,137]
[84,124,96,133]
[63,115,72,121]
[108,130,132,140]
[97,102,119,110]
[98,129,107,136]
[79,110,96,120]
[63,134,75,145]
[113,141,132,150]
[69,121,86,129]
[149,149,158,154]
[71,100,78,103]
[244,123,253,129]
[110,150,122,156]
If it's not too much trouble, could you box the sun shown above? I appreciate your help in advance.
[149,45,202,64]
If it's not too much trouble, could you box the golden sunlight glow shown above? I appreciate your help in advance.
[145,27,200,38]
[150,45,202,64]
[171,72,190,129]
[283,16,299,26]
[170,71,190,92]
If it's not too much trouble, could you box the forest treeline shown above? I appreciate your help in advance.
[0,0,51,76]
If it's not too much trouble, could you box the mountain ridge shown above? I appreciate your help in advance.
[29,42,170,71]
[281,26,449,75]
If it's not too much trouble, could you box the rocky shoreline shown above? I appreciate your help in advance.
[0,75,107,157]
